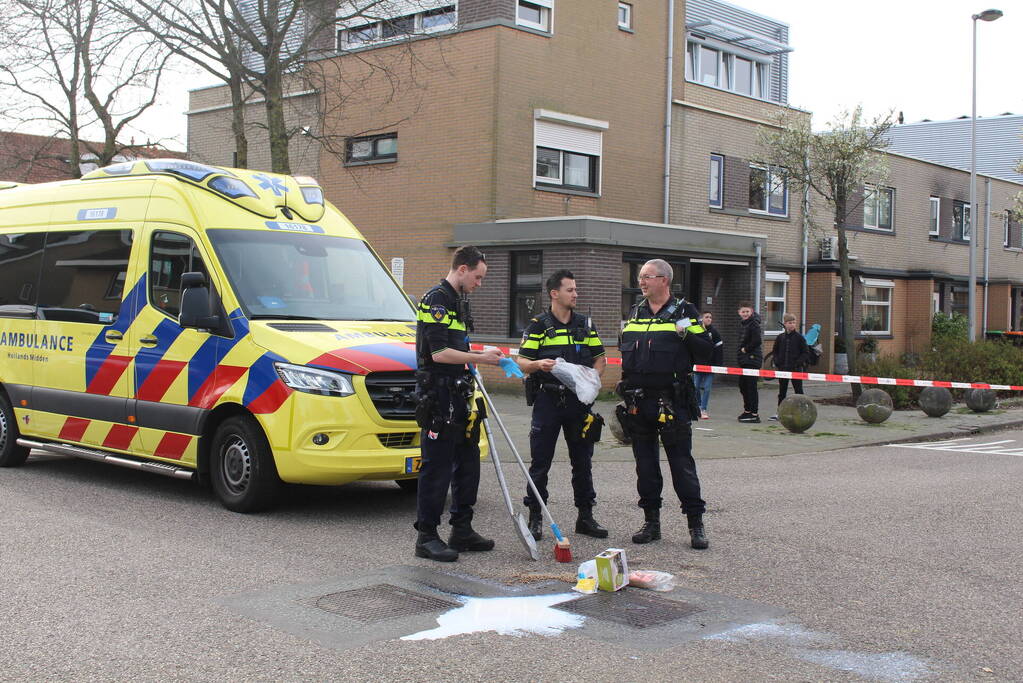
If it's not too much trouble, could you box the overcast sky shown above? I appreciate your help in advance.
[127,0,1023,151]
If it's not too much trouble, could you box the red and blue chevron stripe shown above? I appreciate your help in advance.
[309,342,416,374]
[243,351,292,414]
[85,274,147,394]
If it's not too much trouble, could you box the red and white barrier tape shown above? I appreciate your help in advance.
[471,343,1023,391]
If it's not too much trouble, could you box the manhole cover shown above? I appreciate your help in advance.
[556,590,702,629]
[311,583,459,623]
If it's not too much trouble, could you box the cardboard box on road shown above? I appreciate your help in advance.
[595,548,629,592]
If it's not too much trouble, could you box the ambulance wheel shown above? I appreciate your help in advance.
[211,415,281,512]
[0,392,30,468]
[395,478,419,494]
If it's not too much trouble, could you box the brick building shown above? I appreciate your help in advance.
[186,0,1023,379]
[0,131,184,183]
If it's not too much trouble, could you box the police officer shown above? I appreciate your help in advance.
[516,269,608,541]
[618,259,712,549]
[414,246,504,562]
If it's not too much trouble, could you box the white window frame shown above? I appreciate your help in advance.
[708,154,723,208]
[617,2,632,30]
[338,4,456,49]
[533,110,607,195]
[953,201,972,241]
[863,184,894,231]
[516,0,553,32]
[860,278,893,336]
[764,271,789,335]
[929,197,940,236]
[685,37,772,100]
[749,163,788,217]
[1004,212,1012,248]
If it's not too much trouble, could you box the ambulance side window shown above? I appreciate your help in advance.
[37,230,133,324]
[0,232,45,317]
[150,231,209,318]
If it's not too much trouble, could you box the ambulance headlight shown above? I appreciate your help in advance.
[275,363,355,397]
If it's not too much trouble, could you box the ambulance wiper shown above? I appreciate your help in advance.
[249,314,321,320]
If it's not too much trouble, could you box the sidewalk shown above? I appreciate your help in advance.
[484,379,1023,462]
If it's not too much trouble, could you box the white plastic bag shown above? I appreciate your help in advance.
[551,358,601,405]
[627,570,675,592]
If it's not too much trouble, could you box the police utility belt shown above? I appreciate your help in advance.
[523,376,604,444]
[414,369,485,445]
[613,375,698,447]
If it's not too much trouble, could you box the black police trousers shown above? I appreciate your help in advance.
[629,394,706,515]
[416,383,480,528]
[522,390,596,510]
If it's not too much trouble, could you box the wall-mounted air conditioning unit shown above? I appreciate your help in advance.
[819,236,839,261]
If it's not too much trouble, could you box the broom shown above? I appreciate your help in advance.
[473,367,572,563]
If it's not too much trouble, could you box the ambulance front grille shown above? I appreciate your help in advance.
[364,371,418,421]
[377,432,417,449]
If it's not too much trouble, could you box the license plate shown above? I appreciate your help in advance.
[404,456,422,474]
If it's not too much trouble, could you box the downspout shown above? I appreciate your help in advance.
[754,242,762,313]
[983,177,991,336]
[662,0,675,224]
[800,169,810,332]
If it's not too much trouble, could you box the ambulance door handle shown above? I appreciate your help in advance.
[139,335,159,347]
[105,330,123,343]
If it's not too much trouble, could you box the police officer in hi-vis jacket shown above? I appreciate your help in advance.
[413,246,504,562]
[516,269,608,541]
[617,259,713,549]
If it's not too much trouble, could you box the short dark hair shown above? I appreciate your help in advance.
[451,245,486,270]
[545,269,575,295]
[738,300,754,310]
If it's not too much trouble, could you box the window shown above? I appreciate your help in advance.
[516,0,552,32]
[617,2,632,29]
[929,197,940,236]
[337,5,455,49]
[510,251,543,336]
[764,272,788,334]
[37,230,133,324]
[953,201,971,241]
[860,279,893,335]
[345,133,397,164]
[0,232,45,315]
[149,232,210,318]
[709,154,723,208]
[534,113,606,194]
[686,40,770,99]
[862,185,893,231]
[749,164,787,216]
[1005,213,1011,248]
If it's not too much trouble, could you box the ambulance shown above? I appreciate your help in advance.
[0,159,447,512]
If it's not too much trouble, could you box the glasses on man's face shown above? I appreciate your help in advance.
[637,274,665,282]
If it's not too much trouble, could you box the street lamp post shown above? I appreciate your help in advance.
[969,8,1003,342]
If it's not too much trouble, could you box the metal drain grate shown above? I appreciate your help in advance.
[556,590,703,629]
[311,584,459,623]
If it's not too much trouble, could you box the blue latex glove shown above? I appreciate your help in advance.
[499,356,524,378]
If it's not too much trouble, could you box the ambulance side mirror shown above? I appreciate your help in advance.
[179,272,220,331]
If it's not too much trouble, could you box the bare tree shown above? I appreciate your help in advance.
[759,107,895,388]
[0,0,173,177]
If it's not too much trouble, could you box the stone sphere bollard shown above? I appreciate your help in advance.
[965,388,997,412]
[777,394,817,433]
[856,388,893,423]
[918,386,952,417]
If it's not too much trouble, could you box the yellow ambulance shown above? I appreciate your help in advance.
[0,159,443,511]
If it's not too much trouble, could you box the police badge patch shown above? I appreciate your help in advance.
[430,304,447,321]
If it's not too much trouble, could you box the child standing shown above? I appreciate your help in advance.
[691,311,723,419]
[769,313,811,420]
[736,302,762,423]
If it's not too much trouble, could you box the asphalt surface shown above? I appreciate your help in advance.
[2,383,1022,681]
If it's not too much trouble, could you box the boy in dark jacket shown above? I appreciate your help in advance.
[736,302,762,423]
[769,313,811,419]
[691,311,723,419]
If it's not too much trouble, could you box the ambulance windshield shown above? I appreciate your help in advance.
[207,229,413,322]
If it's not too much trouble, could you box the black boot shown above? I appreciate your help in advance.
[414,523,458,562]
[575,506,608,538]
[448,523,495,552]
[687,513,709,550]
[631,508,661,544]
[527,506,543,541]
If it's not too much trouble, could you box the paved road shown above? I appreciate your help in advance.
[2,425,1022,681]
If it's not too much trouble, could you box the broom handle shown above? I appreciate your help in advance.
[472,369,565,543]
[480,403,517,517]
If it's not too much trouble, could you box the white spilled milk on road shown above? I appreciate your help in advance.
[402,593,584,640]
